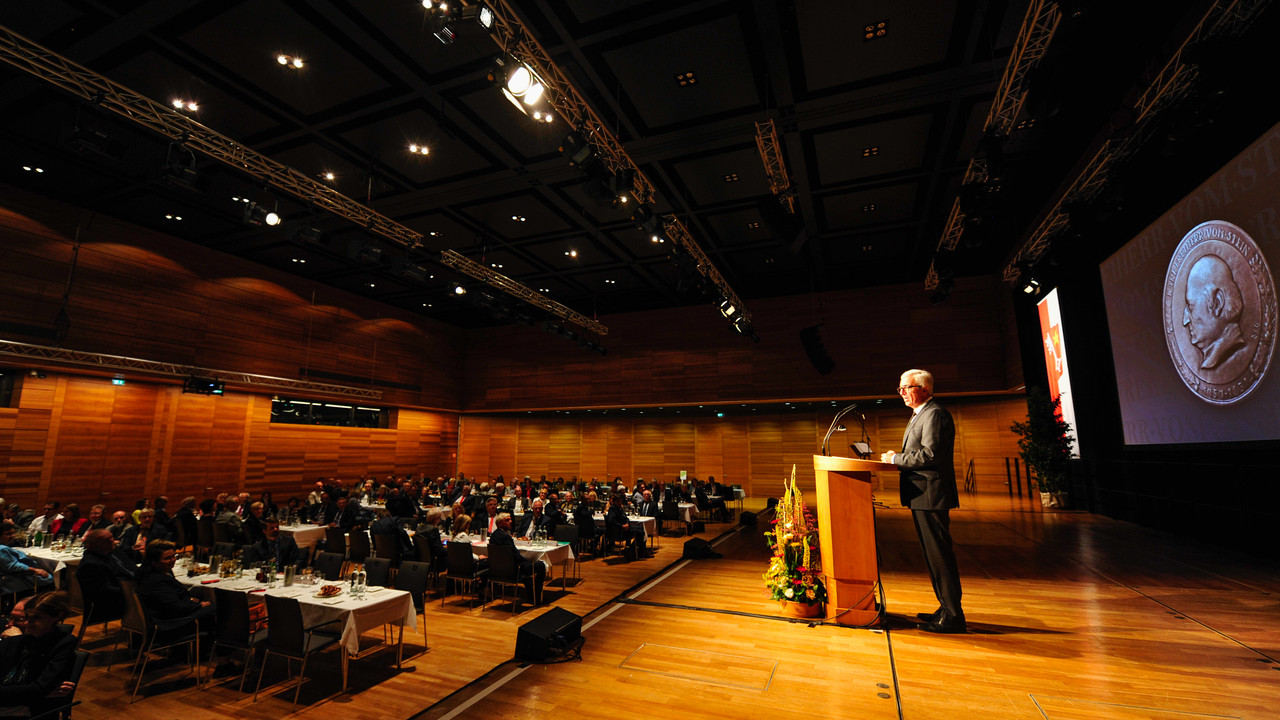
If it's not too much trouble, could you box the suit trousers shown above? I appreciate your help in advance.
[911,508,963,622]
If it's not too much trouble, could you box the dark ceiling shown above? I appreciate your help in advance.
[1,0,1275,335]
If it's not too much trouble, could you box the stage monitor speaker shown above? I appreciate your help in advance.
[515,607,582,663]
[683,537,720,560]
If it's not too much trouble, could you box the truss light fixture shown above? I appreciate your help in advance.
[171,98,199,112]
[164,213,183,221]
[864,20,888,41]
[453,283,467,295]
[322,171,336,181]
[565,249,578,258]
[244,201,281,226]
[346,240,383,264]
[674,71,697,87]
[461,4,495,29]
[863,203,877,212]
[1021,277,1041,295]
[718,298,737,318]
[488,54,551,120]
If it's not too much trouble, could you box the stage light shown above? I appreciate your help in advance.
[489,54,551,119]
[558,132,595,167]
[277,54,304,68]
[244,201,281,226]
[346,240,383,264]
[718,299,737,318]
[408,143,429,155]
[453,284,467,295]
[1021,277,1041,295]
[461,4,494,28]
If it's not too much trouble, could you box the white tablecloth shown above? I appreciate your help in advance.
[23,547,79,591]
[592,514,657,540]
[280,525,328,550]
[468,538,575,568]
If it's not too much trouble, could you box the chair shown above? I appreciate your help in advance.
[75,570,124,643]
[391,560,431,647]
[363,557,391,587]
[213,521,232,545]
[173,519,188,553]
[211,588,268,692]
[195,516,215,560]
[372,533,402,568]
[324,527,346,558]
[115,579,206,703]
[443,541,487,609]
[347,528,371,564]
[485,547,528,614]
[412,533,446,591]
[553,524,580,580]
[27,649,89,720]
[253,595,340,711]
[295,546,312,570]
[312,552,346,582]
[212,541,237,560]
[662,501,685,537]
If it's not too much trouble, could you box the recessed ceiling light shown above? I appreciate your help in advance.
[862,244,872,251]
[1016,118,1037,131]
[511,215,526,222]
[862,203,877,212]
[408,143,429,155]
[368,283,376,288]
[864,20,888,41]
[862,146,879,157]
[292,258,307,263]
[539,287,550,293]
[747,221,760,229]
[650,234,664,243]
[674,71,697,87]
[604,279,616,285]
[164,214,182,221]
[277,54,305,68]
[322,171,335,181]
[722,173,739,183]
[490,263,503,269]
[565,250,577,258]
[765,257,775,264]
[422,302,432,308]
[21,165,44,173]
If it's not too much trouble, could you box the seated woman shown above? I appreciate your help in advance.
[49,504,87,539]
[572,494,598,545]
[136,540,214,625]
[418,509,448,571]
[0,591,77,719]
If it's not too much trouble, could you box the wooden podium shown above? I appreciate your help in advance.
[813,455,896,626]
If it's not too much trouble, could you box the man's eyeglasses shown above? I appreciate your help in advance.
[897,384,923,393]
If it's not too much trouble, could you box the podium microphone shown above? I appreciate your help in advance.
[821,403,859,456]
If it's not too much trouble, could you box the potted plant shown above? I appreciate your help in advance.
[1010,387,1076,508]
[763,466,827,617]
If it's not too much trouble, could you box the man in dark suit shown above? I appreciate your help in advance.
[637,490,662,536]
[488,513,545,606]
[244,518,300,568]
[118,509,171,564]
[881,368,965,634]
[76,529,127,619]
[515,499,553,539]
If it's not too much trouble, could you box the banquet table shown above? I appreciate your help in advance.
[279,524,327,550]
[592,514,658,542]
[177,571,415,691]
[677,503,696,524]
[24,546,81,604]
[466,536,576,587]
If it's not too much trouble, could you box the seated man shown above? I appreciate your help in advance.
[471,497,501,535]
[0,521,55,597]
[605,493,647,559]
[0,591,78,719]
[369,514,414,561]
[26,502,60,538]
[330,495,362,531]
[118,509,171,564]
[242,502,267,546]
[216,501,247,544]
[516,499,554,539]
[637,490,663,536]
[488,513,546,606]
[107,510,131,542]
[243,517,300,568]
[76,530,127,621]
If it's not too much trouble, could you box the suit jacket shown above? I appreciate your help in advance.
[471,512,500,535]
[0,626,79,717]
[516,512,553,539]
[118,524,172,563]
[242,514,266,545]
[244,534,300,568]
[895,399,958,510]
[137,565,201,620]
[487,527,534,578]
[77,549,127,619]
[637,500,660,520]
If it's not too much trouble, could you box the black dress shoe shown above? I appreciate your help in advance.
[916,609,942,622]
[916,618,967,634]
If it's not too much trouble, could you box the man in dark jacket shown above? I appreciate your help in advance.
[0,591,78,719]
[76,530,127,621]
[244,518,300,568]
[488,513,545,606]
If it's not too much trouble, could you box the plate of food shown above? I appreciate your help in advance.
[314,584,344,599]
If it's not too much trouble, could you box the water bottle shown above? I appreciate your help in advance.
[32,530,43,548]
[267,561,278,588]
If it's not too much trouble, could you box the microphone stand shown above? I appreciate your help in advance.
[821,404,859,456]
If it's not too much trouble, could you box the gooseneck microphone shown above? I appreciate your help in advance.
[821,403,859,456]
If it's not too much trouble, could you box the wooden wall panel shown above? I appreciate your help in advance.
[456,397,1027,499]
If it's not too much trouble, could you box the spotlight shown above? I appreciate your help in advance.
[461,3,494,28]
[408,143,429,155]
[718,298,737,318]
[293,222,325,245]
[1021,277,1041,295]
[488,54,551,119]
[347,240,383,264]
[453,284,467,295]
[244,201,281,226]
[559,132,595,167]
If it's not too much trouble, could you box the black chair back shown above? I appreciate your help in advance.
[393,560,430,612]
[313,552,346,581]
[196,515,215,555]
[296,546,312,569]
[263,594,305,656]
[372,532,400,562]
[347,529,371,563]
[213,521,232,544]
[486,546,519,584]
[324,527,346,556]
[363,557,391,587]
[446,541,476,578]
[554,524,578,544]
[662,500,680,521]
[213,588,253,645]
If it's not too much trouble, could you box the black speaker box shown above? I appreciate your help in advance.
[683,537,720,559]
[515,607,582,663]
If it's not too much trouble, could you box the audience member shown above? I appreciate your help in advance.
[118,508,171,563]
[49,504,87,539]
[0,591,77,718]
[76,529,127,619]
[488,513,546,606]
[0,522,54,596]
[26,502,60,537]
[244,517,299,568]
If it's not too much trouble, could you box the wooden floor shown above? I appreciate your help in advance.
[69,481,1280,720]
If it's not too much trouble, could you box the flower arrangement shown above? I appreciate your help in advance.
[763,465,827,606]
